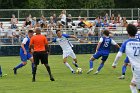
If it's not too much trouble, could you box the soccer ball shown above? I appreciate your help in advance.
[76,68,83,74]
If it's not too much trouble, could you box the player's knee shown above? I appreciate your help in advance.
[124,63,128,66]
[22,62,27,65]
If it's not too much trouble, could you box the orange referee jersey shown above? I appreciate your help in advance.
[30,34,48,52]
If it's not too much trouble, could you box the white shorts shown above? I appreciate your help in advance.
[63,50,76,59]
[131,66,140,89]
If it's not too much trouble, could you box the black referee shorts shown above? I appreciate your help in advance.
[33,51,48,65]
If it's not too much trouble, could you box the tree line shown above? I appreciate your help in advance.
[0,0,139,9]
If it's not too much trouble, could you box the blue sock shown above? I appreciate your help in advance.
[122,65,127,75]
[15,63,24,69]
[31,63,34,73]
[89,60,93,69]
[0,66,2,76]
[97,63,104,71]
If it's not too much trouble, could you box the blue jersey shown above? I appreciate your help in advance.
[20,37,30,52]
[98,37,117,54]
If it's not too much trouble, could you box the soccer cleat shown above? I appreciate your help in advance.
[87,68,93,74]
[13,68,17,75]
[118,75,125,79]
[50,77,55,81]
[72,70,75,74]
[94,71,99,75]
[72,62,78,67]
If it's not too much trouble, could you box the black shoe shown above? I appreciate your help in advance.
[13,68,17,75]
[32,78,36,82]
[50,76,55,81]
[72,62,78,67]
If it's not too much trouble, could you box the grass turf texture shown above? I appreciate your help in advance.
[0,53,132,93]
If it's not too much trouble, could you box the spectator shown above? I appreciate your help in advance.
[121,17,128,27]
[116,14,122,23]
[39,15,48,28]
[31,17,37,28]
[59,10,66,26]
[104,13,110,21]
[23,17,32,29]
[52,14,57,23]
[28,14,32,21]
[66,14,73,28]
[78,18,85,28]
[110,14,115,21]
[11,14,18,29]
[83,17,92,28]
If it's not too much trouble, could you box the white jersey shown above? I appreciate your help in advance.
[119,38,140,68]
[61,14,66,22]
[52,34,73,51]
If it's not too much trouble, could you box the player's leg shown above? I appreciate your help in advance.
[41,52,54,81]
[130,73,138,93]
[95,55,108,74]
[28,53,35,74]
[0,65,2,77]
[13,53,27,74]
[63,52,74,73]
[119,57,129,79]
[69,51,79,68]
[32,52,39,82]
[87,52,101,74]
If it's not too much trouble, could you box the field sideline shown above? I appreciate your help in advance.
[0,53,132,93]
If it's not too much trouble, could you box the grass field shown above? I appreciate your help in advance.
[0,54,132,93]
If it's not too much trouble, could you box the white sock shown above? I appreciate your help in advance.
[130,85,138,93]
[64,62,74,71]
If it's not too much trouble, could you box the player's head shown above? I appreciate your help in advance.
[126,24,137,37]
[103,30,110,36]
[28,30,34,38]
[35,28,41,35]
[56,30,62,37]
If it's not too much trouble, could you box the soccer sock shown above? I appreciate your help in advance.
[0,66,2,77]
[45,65,52,78]
[130,85,138,93]
[31,63,34,74]
[97,63,104,71]
[64,62,74,71]
[122,65,127,75]
[33,66,37,80]
[72,61,79,67]
[15,63,24,69]
[89,60,93,69]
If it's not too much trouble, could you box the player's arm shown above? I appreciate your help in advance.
[21,38,28,55]
[95,37,103,52]
[111,39,120,48]
[44,37,49,53]
[69,35,84,43]
[29,37,34,53]
[112,42,126,68]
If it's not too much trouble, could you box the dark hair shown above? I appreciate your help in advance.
[56,30,60,34]
[28,30,34,33]
[126,24,137,36]
[103,30,109,36]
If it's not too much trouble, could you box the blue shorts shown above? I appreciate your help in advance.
[93,51,109,61]
[20,51,32,62]
[124,57,129,63]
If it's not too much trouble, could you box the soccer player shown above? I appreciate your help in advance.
[0,65,2,77]
[13,30,34,75]
[87,30,120,74]
[51,30,83,74]
[112,24,140,93]
[30,28,54,82]
[118,33,140,79]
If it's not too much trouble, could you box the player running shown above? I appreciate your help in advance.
[87,30,120,74]
[112,24,140,93]
[118,33,140,79]
[51,30,83,74]
[13,30,34,75]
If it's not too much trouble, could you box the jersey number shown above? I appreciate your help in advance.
[104,41,109,47]
[133,47,140,56]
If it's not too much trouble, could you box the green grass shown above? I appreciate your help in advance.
[0,54,132,93]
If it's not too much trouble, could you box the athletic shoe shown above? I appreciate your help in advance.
[32,78,36,82]
[72,62,78,67]
[118,75,125,79]
[50,77,55,81]
[94,71,99,75]
[87,68,93,74]
[72,71,75,74]
[13,68,17,75]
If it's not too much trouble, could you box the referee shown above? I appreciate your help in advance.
[30,28,54,82]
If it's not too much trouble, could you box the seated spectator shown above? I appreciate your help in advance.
[31,17,37,28]
[102,20,109,27]
[28,14,32,21]
[59,10,66,26]
[83,17,92,28]
[53,14,57,23]
[39,15,48,28]
[23,17,32,29]
[116,14,122,23]
[121,17,128,27]
[11,14,18,29]
[0,22,6,38]
[78,18,85,28]
[66,14,73,28]
[110,14,115,21]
